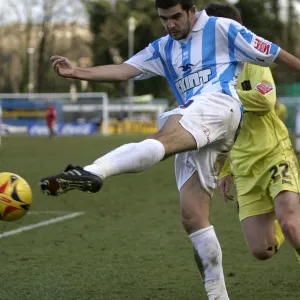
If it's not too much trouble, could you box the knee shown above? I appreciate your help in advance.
[181,210,209,234]
[181,209,203,234]
[247,236,277,260]
[249,246,276,261]
[181,211,195,234]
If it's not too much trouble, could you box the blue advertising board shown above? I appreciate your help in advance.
[28,123,97,136]
[1,99,63,127]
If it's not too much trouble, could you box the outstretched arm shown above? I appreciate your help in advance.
[51,43,165,82]
[51,56,142,82]
[276,49,300,72]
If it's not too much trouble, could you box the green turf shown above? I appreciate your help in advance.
[0,135,298,300]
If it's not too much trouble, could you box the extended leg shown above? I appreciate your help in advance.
[40,115,197,195]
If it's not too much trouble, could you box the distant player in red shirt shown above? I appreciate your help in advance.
[46,103,56,139]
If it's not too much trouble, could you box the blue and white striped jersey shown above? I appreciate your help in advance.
[125,10,280,105]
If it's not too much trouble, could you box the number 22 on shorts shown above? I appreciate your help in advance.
[270,163,291,183]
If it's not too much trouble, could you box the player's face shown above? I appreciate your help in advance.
[158,4,196,40]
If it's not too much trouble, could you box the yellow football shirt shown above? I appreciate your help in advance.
[219,63,289,177]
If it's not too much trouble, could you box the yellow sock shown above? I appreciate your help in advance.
[274,220,285,251]
[294,249,300,264]
[274,220,300,263]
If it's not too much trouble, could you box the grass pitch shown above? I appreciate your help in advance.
[0,135,298,300]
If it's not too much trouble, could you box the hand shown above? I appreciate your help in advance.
[50,56,75,78]
[218,175,234,201]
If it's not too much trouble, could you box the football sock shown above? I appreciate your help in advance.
[294,249,300,264]
[84,139,165,179]
[190,226,229,300]
[274,220,285,250]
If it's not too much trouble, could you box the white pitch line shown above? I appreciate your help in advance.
[28,211,79,215]
[0,212,85,239]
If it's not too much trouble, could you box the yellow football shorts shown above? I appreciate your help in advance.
[234,140,300,221]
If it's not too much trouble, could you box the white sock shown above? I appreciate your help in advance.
[190,226,229,300]
[84,139,165,179]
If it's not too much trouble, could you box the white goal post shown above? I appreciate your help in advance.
[0,93,168,136]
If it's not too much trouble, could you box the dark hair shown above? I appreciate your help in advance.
[204,3,242,24]
[155,0,194,12]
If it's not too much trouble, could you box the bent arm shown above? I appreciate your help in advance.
[73,63,142,82]
[238,90,272,115]
[237,65,276,115]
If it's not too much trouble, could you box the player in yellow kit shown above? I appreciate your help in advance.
[219,64,300,261]
[205,3,300,262]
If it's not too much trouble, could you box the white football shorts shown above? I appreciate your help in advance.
[158,92,243,197]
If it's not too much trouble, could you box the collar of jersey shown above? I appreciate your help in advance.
[192,10,209,32]
[169,10,209,43]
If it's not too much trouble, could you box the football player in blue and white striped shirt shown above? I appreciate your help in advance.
[41,1,300,299]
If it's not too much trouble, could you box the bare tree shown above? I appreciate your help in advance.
[5,0,88,93]
[6,0,37,92]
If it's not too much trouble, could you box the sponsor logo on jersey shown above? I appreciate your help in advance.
[252,38,271,55]
[255,83,274,95]
[176,68,212,94]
